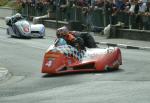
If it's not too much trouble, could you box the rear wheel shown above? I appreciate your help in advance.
[39,36,44,38]
[10,35,15,38]
[105,65,119,71]
[21,35,31,39]
[113,65,119,70]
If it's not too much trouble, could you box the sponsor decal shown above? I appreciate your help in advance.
[45,60,53,67]
[23,26,29,32]
[21,22,30,32]
[45,54,60,58]
[68,59,72,65]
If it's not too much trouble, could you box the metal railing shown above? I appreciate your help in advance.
[20,4,150,30]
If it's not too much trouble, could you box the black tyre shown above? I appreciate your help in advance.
[105,65,119,71]
[39,36,44,38]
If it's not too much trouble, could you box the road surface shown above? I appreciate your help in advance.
[0,27,150,103]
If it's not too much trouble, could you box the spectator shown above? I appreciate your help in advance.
[115,0,126,11]
[142,2,150,30]
[47,0,57,19]
[143,12,149,30]
[128,0,136,14]
[65,0,75,21]
[36,0,44,16]
[58,0,69,21]
[106,0,117,25]
[80,0,94,31]
[124,1,131,12]
[94,0,104,9]
[76,0,88,7]
[114,0,124,23]
[30,0,36,6]
[21,0,26,8]
[134,0,147,29]
[48,0,57,12]
[33,0,56,24]
[16,0,24,12]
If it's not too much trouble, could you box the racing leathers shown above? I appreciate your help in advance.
[5,13,23,26]
[56,26,98,52]
[68,31,98,48]
[5,13,24,35]
[58,32,86,52]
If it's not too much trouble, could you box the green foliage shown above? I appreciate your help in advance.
[0,0,22,13]
[0,0,8,6]
[6,1,17,8]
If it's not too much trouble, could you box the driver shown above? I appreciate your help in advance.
[11,13,23,24]
[5,13,23,26]
[56,26,98,50]
[56,26,86,52]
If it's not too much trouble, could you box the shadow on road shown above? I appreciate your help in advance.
[8,36,47,39]
[42,68,124,78]
[8,36,31,39]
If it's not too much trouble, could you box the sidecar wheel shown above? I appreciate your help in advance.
[39,36,44,38]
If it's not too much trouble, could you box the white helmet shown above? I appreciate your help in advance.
[5,17,11,24]
[56,26,69,36]
[15,13,22,18]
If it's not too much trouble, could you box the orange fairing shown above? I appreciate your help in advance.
[41,46,122,74]
[42,51,64,73]
[95,47,122,71]
[42,50,78,74]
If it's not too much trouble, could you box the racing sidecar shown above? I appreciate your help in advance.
[5,17,45,38]
[41,39,122,74]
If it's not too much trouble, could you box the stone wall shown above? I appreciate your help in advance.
[116,29,150,41]
[0,7,14,18]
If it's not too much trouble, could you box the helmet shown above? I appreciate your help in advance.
[56,26,69,37]
[56,38,67,46]
[5,17,11,24]
[15,13,22,18]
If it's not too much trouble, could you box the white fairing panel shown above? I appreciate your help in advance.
[81,47,115,62]
[31,24,45,33]
[15,20,31,36]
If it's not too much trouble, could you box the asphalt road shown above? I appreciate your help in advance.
[0,28,150,103]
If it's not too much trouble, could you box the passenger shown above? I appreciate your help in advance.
[56,26,86,51]
[56,26,98,51]
[5,13,23,26]
[69,31,98,48]
[5,17,12,26]
[11,13,23,24]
